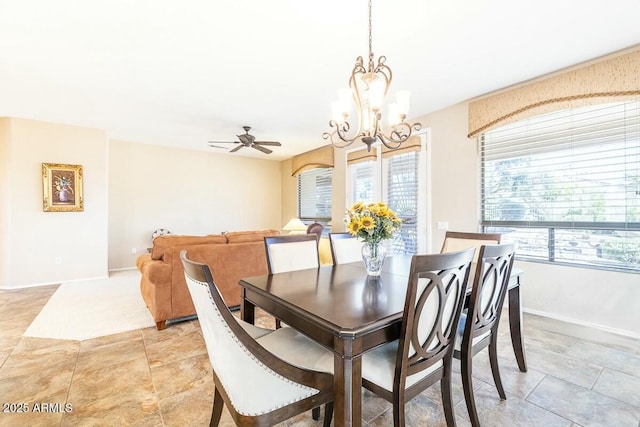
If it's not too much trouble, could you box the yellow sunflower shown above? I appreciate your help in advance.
[360,216,376,230]
[351,202,364,213]
[348,220,362,235]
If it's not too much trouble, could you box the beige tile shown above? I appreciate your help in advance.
[60,399,162,427]
[69,357,155,408]
[457,382,572,426]
[528,376,640,426]
[144,326,207,368]
[0,337,79,380]
[524,346,603,389]
[157,382,214,427]
[0,410,64,427]
[150,352,212,400]
[565,340,640,380]
[79,328,143,351]
[75,335,147,373]
[0,369,72,406]
[593,368,640,408]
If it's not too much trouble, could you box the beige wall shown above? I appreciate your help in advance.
[0,118,109,287]
[108,140,282,269]
[0,118,283,287]
[0,118,12,285]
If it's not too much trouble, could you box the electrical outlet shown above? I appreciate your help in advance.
[437,221,449,230]
[131,247,137,254]
[55,256,62,265]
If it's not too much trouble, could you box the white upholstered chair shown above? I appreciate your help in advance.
[328,232,363,265]
[264,234,320,274]
[180,250,334,427]
[454,243,516,427]
[440,231,501,263]
[360,248,476,427]
[264,234,320,329]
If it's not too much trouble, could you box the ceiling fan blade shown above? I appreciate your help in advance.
[252,144,272,154]
[208,144,227,149]
[230,145,244,153]
[254,141,281,146]
[237,134,254,145]
[208,141,238,144]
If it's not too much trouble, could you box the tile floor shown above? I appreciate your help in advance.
[1,283,639,426]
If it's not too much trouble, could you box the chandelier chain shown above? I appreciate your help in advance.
[368,0,373,58]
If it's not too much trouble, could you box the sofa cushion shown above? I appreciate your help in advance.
[151,234,226,260]
[224,229,279,244]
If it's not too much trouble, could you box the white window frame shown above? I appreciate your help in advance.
[346,129,431,254]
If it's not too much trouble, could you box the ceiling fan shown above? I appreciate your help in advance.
[208,126,282,154]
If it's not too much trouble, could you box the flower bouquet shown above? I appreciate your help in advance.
[345,202,402,275]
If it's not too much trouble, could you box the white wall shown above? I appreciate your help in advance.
[0,118,109,287]
[414,102,640,338]
[108,140,282,269]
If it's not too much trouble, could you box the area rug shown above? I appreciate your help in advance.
[24,269,155,341]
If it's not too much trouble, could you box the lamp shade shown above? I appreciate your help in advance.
[283,218,307,234]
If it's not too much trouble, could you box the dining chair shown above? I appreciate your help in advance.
[454,243,516,427]
[328,232,362,265]
[440,231,501,263]
[264,234,320,274]
[360,248,476,427]
[306,222,324,241]
[264,233,320,329]
[180,250,334,427]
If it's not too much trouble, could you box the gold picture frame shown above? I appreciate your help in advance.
[42,163,84,212]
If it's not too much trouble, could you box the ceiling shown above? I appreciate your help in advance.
[1,0,639,161]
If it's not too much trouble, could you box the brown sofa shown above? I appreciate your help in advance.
[136,229,279,330]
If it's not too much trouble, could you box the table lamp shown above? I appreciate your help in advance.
[283,218,307,234]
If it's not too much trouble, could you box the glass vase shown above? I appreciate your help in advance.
[362,242,386,276]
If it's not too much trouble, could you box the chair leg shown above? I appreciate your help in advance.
[461,353,480,427]
[275,318,282,329]
[312,407,320,420]
[392,393,406,427]
[210,388,224,427]
[440,371,458,427]
[489,334,507,400]
[323,402,334,427]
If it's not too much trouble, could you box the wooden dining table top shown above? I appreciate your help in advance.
[240,255,522,337]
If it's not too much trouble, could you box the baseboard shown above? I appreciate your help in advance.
[109,267,138,273]
[522,307,640,340]
[0,274,111,290]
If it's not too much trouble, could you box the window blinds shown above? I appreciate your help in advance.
[481,100,640,272]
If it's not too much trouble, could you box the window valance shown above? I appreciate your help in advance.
[291,145,334,176]
[468,47,640,138]
[347,147,377,165]
[381,135,422,158]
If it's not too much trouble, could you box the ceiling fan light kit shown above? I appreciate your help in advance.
[208,126,281,155]
[323,0,421,152]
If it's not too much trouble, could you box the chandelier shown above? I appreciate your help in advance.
[323,0,421,152]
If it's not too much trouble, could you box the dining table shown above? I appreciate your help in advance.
[239,255,526,427]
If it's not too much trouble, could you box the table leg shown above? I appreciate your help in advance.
[508,282,527,372]
[333,338,362,427]
[240,289,255,324]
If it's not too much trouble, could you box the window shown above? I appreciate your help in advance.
[385,152,419,254]
[481,101,640,272]
[298,168,332,227]
[347,134,428,255]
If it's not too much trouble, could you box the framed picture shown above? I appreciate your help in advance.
[42,163,84,212]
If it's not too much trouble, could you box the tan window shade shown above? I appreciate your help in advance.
[291,145,334,176]
[468,48,640,138]
[381,135,422,158]
[347,147,377,165]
